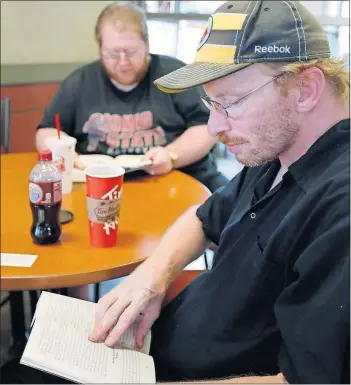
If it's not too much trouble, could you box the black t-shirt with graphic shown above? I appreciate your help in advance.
[37,54,224,190]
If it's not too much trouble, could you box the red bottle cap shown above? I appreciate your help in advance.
[38,150,53,161]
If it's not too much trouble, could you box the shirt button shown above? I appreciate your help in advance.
[250,212,256,219]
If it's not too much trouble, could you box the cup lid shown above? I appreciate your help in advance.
[45,136,77,147]
[84,165,125,178]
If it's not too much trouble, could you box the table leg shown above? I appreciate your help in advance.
[94,283,100,303]
[9,291,26,353]
[59,288,68,296]
[29,290,39,319]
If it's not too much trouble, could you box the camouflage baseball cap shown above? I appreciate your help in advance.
[154,0,330,93]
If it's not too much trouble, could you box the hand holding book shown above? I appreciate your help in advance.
[89,261,166,349]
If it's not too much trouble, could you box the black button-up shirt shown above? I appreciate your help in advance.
[150,119,350,384]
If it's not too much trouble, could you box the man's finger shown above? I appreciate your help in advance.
[142,152,153,161]
[144,166,156,175]
[93,298,131,343]
[104,303,144,347]
[89,288,121,341]
[135,310,160,349]
[143,147,158,160]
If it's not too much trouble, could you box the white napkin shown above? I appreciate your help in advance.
[1,253,38,267]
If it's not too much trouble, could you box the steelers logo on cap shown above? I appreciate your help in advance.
[197,16,213,50]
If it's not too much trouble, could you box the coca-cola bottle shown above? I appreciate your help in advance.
[29,150,62,244]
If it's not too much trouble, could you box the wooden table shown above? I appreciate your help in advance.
[1,153,210,291]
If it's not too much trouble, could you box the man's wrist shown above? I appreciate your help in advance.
[165,147,179,167]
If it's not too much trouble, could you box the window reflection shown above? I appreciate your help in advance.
[342,1,349,18]
[295,1,348,16]
[325,26,339,57]
[144,0,349,17]
[178,1,226,14]
[147,20,178,57]
[325,1,341,17]
[177,20,207,63]
[295,1,324,15]
[145,1,349,64]
[145,1,175,13]
[338,26,350,58]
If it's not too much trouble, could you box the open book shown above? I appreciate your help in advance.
[73,154,152,182]
[20,291,155,383]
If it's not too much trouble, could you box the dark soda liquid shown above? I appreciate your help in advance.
[30,201,62,245]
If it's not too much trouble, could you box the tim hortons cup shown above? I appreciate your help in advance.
[84,165,125,248]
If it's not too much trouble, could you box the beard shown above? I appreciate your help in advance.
[219,100,299,167]
[101,55,150,86]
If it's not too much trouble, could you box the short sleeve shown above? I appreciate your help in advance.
[37,69,82,136]
[171,86,209,128]
[153,55,209,128]
[275,214,350,384]
[196,167,249,245]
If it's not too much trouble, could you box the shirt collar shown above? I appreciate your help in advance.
[288,119,350,192]
[110,77,139,92]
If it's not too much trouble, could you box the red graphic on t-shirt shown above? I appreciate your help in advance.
[82,111,166,154]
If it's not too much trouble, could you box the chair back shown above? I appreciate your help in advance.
[1,97,11,153]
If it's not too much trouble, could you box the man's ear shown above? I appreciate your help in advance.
[294,67,325,113]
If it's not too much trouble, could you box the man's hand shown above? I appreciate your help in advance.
[142,146,173,175]
[74,152,87,170]
[89,263,167,349]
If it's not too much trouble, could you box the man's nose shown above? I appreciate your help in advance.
[118,53,129,66]
[207,110,231,137]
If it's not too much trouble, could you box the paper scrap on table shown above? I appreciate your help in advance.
[0,253,38,267]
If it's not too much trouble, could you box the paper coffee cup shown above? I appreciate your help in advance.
[84,165,125,248]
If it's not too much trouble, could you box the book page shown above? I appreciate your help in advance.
[79,154,115,166]
[114,155,152,169]
[21,292,155,384]
[118,320,151,355]
[73,155,116,182]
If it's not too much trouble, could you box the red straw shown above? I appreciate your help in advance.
[55,113,61,139]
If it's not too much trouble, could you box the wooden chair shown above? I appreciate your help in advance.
[163,270,205,307]
[0,98,11,311]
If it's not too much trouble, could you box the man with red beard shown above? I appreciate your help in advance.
[36,2,227,193]
[88,1,350,383]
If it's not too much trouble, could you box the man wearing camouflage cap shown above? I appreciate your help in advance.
[91,1,349,382]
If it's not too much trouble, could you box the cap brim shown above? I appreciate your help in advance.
[154,62,251,93]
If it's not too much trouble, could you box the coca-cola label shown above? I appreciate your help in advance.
[29,181,62,204]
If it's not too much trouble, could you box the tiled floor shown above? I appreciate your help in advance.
[0,151,244,365]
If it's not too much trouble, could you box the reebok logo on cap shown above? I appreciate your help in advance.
[154,1,331,94]
[254,45,291,54]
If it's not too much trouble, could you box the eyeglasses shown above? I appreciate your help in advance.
[101,48,140,60]
[201,73,285,119]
